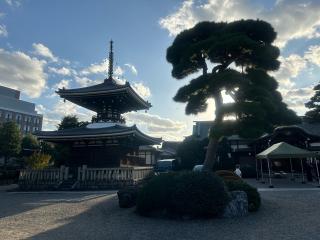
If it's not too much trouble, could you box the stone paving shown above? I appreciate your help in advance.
[0,182,320,240]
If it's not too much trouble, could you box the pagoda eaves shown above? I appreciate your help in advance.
[56,80,151,114]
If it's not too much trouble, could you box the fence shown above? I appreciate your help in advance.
[18,165,153,190]
[77,165,153,188]
[19,166,69,190]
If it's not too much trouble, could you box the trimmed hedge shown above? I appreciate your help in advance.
[136,171,230,218]
[225,180,261,212]
[215,170,241,181]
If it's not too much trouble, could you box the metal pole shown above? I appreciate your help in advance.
[255,157,259,180]
[290,158,294,181]
[315,159,320,187]
[267,157,273,188]
[260,158,265,183]
[300,158,305,184]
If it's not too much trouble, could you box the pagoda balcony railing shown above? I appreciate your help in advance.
[91,115,126,124]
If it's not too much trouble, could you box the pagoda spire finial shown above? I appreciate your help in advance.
[107,40,114,80]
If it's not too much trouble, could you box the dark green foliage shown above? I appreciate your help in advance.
[215,170,241,181]
[52,144,71,167]
[167,20,300,140]
[21,134,39,151]
[136,172,230,218]
[0,122,21,167]
[58,115,87,130]
[176,137,208,170]
[305,83,320,123]
[225,180,261,212]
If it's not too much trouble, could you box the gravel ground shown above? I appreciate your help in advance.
[0,187,320,240]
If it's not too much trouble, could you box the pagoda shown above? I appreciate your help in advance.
[36,41,161,168]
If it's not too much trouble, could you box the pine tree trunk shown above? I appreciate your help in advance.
[203,91,223,171]
[203,137,220,171]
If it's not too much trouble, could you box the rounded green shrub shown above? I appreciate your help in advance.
[136,171,230,218]
[215,170,241,181]
[225,180,261,212]
[136,173,175,216]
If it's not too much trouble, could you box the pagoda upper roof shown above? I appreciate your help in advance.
[56,79,151,113]
[35,122,161,146]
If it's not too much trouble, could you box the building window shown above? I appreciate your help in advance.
[23,125,27,132]
[24,116,28,122]
[0,111,2,117]
[27,126,30,132]
[5,113,12,120]
[16,114,21,122]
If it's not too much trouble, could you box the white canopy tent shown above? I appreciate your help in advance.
[256,142,319,187]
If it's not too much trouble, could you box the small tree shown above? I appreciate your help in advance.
[305,83,320,123]
[57,115,88,130]
[21,134,39,151]
[26,152,51,170]
[58,115,81,130]
[0,122,21,169]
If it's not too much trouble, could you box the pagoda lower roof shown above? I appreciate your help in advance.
[56,79,151,112]
[35,123,161,146]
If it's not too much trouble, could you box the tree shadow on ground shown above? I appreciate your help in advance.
[25,191,320,240]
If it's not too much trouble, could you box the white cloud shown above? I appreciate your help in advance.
[0,48,47,98]
[280,86,315,115]
[53,79,71,90]
[272,54,307,88]
[75,76,100,87]
[125,112,187,141]
[0,24,8,37]
[160,0,320,48]
[305,45,320,66]
[124,63,138,75]
[81,59,108,75]
[32,43,58,62]
[159,0,196,36]
[132,82,151,99]
[41,100,94,130]
[5,0,22,7]
[48,66,74,76]
[35,104,46,114]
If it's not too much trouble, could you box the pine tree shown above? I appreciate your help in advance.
[305,84,320,123]
[166,20,300,170]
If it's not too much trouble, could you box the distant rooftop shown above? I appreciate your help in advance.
[0,85,20,99]
[0,85,41,116]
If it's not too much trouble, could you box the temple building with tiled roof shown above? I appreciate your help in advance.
[36,41,161,168]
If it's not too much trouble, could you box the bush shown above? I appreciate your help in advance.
[26,153,51,170]
[215,170,241,181]
[136,171,230,218]
[225,180,261,212]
